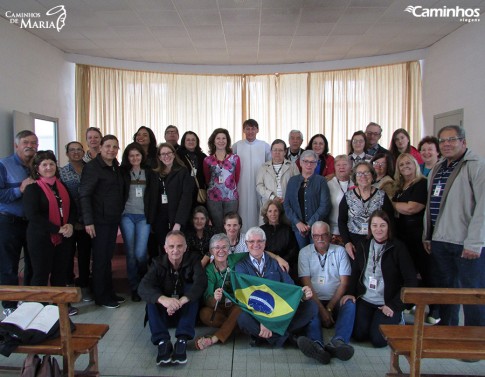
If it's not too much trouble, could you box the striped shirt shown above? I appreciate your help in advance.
[429,158,462,226]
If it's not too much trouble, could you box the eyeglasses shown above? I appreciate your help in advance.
[159,152,174,157]
[246,240,265,245]
[366,131,381,137]
[68,148,84,153]
[211,246,229,252]
[312,233,330,239]
[352,139,365,144]
[438,137,463,144]
[301,159,317,165]
[356,171,372,177]
[372,162,386,167]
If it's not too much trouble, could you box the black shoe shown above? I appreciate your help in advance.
[325,339,354,361]
[97,300,120,309]
[68,305,79,316]
[112,294,125,304]
[156,340,173,365]
[297,336,330,364]
[171,338,187,364]
[131,291,141,302]
[249,335,265,347]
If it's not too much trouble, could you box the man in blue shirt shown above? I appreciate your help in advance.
[236,227,331,364]
[0,130,38,316]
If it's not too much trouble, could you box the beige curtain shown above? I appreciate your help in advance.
[76,61,422,155]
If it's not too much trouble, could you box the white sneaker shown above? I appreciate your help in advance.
[2,308,15,317]
[426,316,441,325]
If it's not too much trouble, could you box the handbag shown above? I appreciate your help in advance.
[20,354,62,377]
[184,155,207,204]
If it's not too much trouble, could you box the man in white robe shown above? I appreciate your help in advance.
[232,119,271,232]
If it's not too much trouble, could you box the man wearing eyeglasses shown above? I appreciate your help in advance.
[364,122,390,156]
[164,125,180,150]
[0,130,38,317]
[236,227,331,364]
[298,221,355,361]
[423,125,485,327]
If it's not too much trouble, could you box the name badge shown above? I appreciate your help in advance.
[369,277,377,290]
[318,276,325,285]
[135,187,143,198]
[433,184,442,197]
[161,194,168,204]
[361,222,368,233]
[218,175,224,184]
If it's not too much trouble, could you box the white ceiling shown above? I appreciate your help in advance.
[1,0,484,65]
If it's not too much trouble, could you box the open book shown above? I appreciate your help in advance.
[1,302,59,334]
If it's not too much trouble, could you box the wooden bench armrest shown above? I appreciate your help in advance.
[401,287,485,305]
[0,285,81,304]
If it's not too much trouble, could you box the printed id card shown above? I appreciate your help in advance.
[369,277,377,290]
[135,187,143,197]
[161,194,168,204]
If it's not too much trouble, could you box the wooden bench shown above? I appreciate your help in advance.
[380,287,485,377]
[0,286,109,377]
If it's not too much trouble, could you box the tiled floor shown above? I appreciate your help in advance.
[2,251,484,376]
[1,298,484,377]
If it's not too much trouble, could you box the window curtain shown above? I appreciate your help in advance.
[76,61,422,155]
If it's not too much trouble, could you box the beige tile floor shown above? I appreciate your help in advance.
[1,298,484,377]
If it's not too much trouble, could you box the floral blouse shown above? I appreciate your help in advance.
[203,153,241,202]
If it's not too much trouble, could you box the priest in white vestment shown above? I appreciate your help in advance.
[232,119,271,232]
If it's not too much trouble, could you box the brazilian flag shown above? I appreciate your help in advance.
[224,272,303,335]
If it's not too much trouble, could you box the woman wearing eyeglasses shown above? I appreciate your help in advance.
[196,233,244,350]
[338,161,394,261]
[284,150,331,249]
[349,131,372,168]
[370,153,395,199]
[151,143,194,251]
[297,134,335,181]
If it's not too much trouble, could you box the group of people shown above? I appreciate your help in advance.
[0,121,483,367]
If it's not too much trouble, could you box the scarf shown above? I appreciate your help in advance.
[36,177,70,246]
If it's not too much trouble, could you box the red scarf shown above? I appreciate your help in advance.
[36,177,70,246]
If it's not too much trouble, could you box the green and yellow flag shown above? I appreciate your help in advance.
[224,272,303,335]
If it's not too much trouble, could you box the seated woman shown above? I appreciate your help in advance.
[197,233,243,350]
[259,199,298,277]
[341,210,417,347]
[185,206,215,268]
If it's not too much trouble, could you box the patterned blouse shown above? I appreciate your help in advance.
[203,153,241,202]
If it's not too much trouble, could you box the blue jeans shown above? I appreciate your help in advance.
[120,214,150,291]
[146,289,199,344]
[308,299,356,344]
[238,299,321,347]
[430,241,485,326]
[293,230,313,250]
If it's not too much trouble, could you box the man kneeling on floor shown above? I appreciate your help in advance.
[235,227,331,364]
[138,230,207,365]
[298,221,355,361]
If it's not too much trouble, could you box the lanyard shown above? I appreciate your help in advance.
[317,253,327,271]
[337,179,350,195]
[372,243,385,274]
[131,170,142,184]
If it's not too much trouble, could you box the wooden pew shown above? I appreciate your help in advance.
[380,287,485,377]
[0,286,109,377]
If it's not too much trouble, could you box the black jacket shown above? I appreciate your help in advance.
[348,238,417,312]
[138,252,207,304]
[121,167,159,224]
[79,154,125,225]
[148,166,194,227]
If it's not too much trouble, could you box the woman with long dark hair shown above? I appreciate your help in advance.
[298,134,335,181]
[120,142,158,302]
[389,128,423,166]
[177,131,208,208]
[133,126,158,169]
